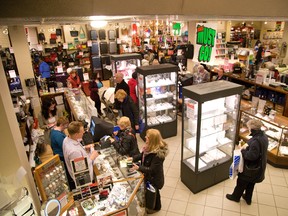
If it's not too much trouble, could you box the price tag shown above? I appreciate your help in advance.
[79,51,83,56]
[83,73,89,81]
[63,43,68,49]
[9,47,14,53]
[9,70,17,78]
[57,66,63,73]
[87,40,92,47]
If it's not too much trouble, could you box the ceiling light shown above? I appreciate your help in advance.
[264,21,267,24]
[90,20,108,28]
[2,28,8,35]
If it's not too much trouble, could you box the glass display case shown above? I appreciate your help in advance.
[67,147,145,216]
[65,88,97,125]
[136,64,179,140]
[181,80,242,193]
[111,53,142,82]
[239,110,288,168]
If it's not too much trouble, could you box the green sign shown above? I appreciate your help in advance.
[196,24,216,62]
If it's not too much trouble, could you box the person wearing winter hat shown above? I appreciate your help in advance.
[226,119,268,205]
[67,68,81,88]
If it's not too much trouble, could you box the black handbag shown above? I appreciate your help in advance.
[70,30,79,37]
[145,181,157,210]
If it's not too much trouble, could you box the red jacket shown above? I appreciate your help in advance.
[67,75,81,88]
[128,78,138,104]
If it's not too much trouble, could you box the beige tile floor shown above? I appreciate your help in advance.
[136,118,288,216]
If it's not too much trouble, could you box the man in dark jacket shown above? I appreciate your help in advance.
[226,119,268,205]
[114,72,130,110]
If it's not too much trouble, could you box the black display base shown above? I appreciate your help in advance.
[140,120,177,140]
[180,159,231,193]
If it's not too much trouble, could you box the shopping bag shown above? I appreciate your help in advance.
[229,148,243,179]
[145,181,157,210]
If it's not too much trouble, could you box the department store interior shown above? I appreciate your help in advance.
[1,1,288,215]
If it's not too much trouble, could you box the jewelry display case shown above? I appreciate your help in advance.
[65,89,97,124]
[136,64,179,140]
[67,147,145,216]
[181,80,242,193]
[239,110,288,168]
[111,53,142,82]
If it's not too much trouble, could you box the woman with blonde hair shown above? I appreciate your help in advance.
[131,129,169,214]
[109,116,139,157]
[115,89,139,131]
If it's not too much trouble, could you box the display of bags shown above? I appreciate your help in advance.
[70,30,78,37]
[109,41,117,54]
[50,38,56,44]
[100,42,108,54]
[92,56,101,69]
[90,30,98,40]
[99,29,106,40]
[38,33,45,41]
[145,181,157,210]
[108,30,115,40]
[50,33,57,39]
[56,28,62,36]
[91,42,99,55]
[79,26,86,39]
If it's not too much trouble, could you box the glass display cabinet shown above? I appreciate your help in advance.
[111,53,142,82]
[239,110,288,168]
[181,80,242,193]
[136,64,179,140]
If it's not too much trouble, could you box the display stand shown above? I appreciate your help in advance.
[33,155,73,213]
[110,53,142,82]
[181,80,242,193]
[238,109,288,168]
[136,64,179,140]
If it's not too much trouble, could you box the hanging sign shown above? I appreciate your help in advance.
[193,23,217,63]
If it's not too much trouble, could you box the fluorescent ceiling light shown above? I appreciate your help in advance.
[90,20,108,28]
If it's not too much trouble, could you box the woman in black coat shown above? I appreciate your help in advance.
[115,89,139,131]
[89,73,103,117]
[130,129,169,213]
[110,116,139,157]
[226,119,268,205]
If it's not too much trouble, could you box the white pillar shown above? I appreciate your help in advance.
[281,22,288,64]
[187,21,197,72]
[0,59,41,212]
[8,25,41,117]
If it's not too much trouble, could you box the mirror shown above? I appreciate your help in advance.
[41,199,61,216]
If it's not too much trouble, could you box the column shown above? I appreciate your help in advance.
[8,25,41,117]
[187,21,197,72]
[281,22,288,64]
[0,59,41,211]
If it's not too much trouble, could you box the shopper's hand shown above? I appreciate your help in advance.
[235,144,241,150]
[131,163,139,171]
[109,137,115,143]
[113,131,118,136]
[241,143,249,150]
[90,150,99,161]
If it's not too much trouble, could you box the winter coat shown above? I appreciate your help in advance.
[133,143,168,189]
[89,80,100,102]
[120,96,139,129]
[238,129,268,183]
[128,78,138,104]
[114,79,130,109]
[112,128,139,157]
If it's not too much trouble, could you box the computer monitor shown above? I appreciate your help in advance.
[89,116,114,142]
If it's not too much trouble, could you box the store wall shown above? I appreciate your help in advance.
[8,26,41,117]
[0,60,40,211]
[0,28,10,47]
[187,21,197,72]
[281,22,288,64]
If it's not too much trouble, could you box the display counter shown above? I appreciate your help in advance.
[210,70,288,117]
[66,147,144,216]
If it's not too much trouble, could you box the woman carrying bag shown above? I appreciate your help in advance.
[226,119,268,205]
[130,129,168,214]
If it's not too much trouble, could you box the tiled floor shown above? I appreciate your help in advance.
[136,118,288,216]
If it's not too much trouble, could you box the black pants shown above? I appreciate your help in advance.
[231,177,255,202]
[154,188,161,211]
[93,94,102,116]
[60,156,76,191]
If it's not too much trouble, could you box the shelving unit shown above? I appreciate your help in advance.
[215,39,227,59]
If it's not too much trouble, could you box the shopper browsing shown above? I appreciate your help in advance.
[130,129,168,214]
[226,119,268,205]
[67,68,81,89]
[109,116,140,157]
[128,72,138,104]
[89,73,103,117]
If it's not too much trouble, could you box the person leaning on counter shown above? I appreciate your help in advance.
[67,68,82,89]
[62,121,99,189]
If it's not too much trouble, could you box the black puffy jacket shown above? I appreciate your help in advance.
[238,129,268,183]
[133,143,169,189]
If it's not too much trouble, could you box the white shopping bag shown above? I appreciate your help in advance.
[229,149,244,179]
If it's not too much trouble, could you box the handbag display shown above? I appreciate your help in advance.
[100,41,108,54]
[56,28,62,36]
[99,29,106,40]
[50,33,57,40]
[79,27,86,39]
[38,33,45,41]
[108,30,115,40]
[90,30,98,40]
[145,181,157,210]
[91,42,99,55]
[70,30,79,37]
[50,38,56,44]
[109,41,117,54]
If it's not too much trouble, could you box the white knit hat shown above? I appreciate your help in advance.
[67,68,72,74]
